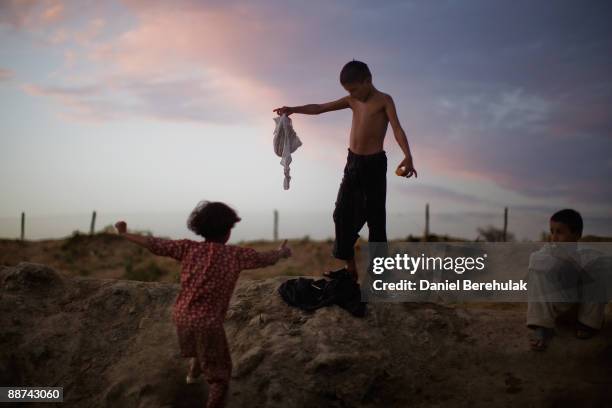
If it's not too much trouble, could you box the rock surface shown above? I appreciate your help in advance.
[1,263,611,407]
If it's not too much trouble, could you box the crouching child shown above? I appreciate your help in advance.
[527,209,606,351]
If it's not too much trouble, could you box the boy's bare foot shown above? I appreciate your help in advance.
[323,268,358,282]
[323,268,345,279]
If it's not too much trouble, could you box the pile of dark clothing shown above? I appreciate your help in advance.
[277,269,366,317]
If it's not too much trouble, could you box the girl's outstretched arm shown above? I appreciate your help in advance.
[115,221,190,261]
[239,239,292,270]
[115,221,149,247]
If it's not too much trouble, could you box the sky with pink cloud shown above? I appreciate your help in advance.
[1,0,611,241]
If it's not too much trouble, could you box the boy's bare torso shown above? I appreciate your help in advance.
[347,90,390,155]
[273,83,415,178]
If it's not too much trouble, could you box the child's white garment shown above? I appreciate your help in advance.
[526,244,607,330]
[273,114,302,190]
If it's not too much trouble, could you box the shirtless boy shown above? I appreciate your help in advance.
[273,60,417,281]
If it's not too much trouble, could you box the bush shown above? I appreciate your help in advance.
[476,225,515,242]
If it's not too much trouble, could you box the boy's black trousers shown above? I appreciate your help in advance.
[332,149,388,260]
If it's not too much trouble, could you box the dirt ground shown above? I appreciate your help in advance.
[1,263,611,407]
[1,236,611,407]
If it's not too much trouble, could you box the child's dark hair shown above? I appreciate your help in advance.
[187,201,241,240]
[340,60,372,85]
[550,208,583,237]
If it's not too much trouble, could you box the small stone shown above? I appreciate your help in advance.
[138,317,151,329]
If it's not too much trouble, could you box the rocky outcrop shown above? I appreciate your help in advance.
[1,263,611,407]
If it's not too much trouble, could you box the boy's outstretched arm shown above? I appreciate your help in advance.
[385,95,417,178]
[273,96,350,116]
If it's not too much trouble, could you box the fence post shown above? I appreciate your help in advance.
[273,209,279,241]
[90,210,97,235]
[20,212,25,241]
[424,203,430,241]
[503,207,508,242]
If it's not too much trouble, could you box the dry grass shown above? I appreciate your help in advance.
[0,233,347,282]
[2,232,611,283]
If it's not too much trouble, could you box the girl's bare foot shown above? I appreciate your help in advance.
[186,357,201,384]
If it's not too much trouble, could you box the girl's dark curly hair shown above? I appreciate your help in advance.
[187,201,241,240]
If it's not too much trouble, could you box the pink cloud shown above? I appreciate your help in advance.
[41,1,64,23]
[22,83,114,121]
[89,2,292,111]
[16,1,293,124]
[116,1,298,75]
[7,1,341,128]
[0,0,65,28]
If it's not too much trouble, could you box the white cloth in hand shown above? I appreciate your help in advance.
[273,114,302,190]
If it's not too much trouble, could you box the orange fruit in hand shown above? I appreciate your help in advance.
[396,166,407,176]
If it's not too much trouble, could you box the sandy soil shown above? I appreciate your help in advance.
[2,235,611,407]
[1,262,611,407]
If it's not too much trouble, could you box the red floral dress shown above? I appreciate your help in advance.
[147,237,282,408]
[147,237,281,328]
